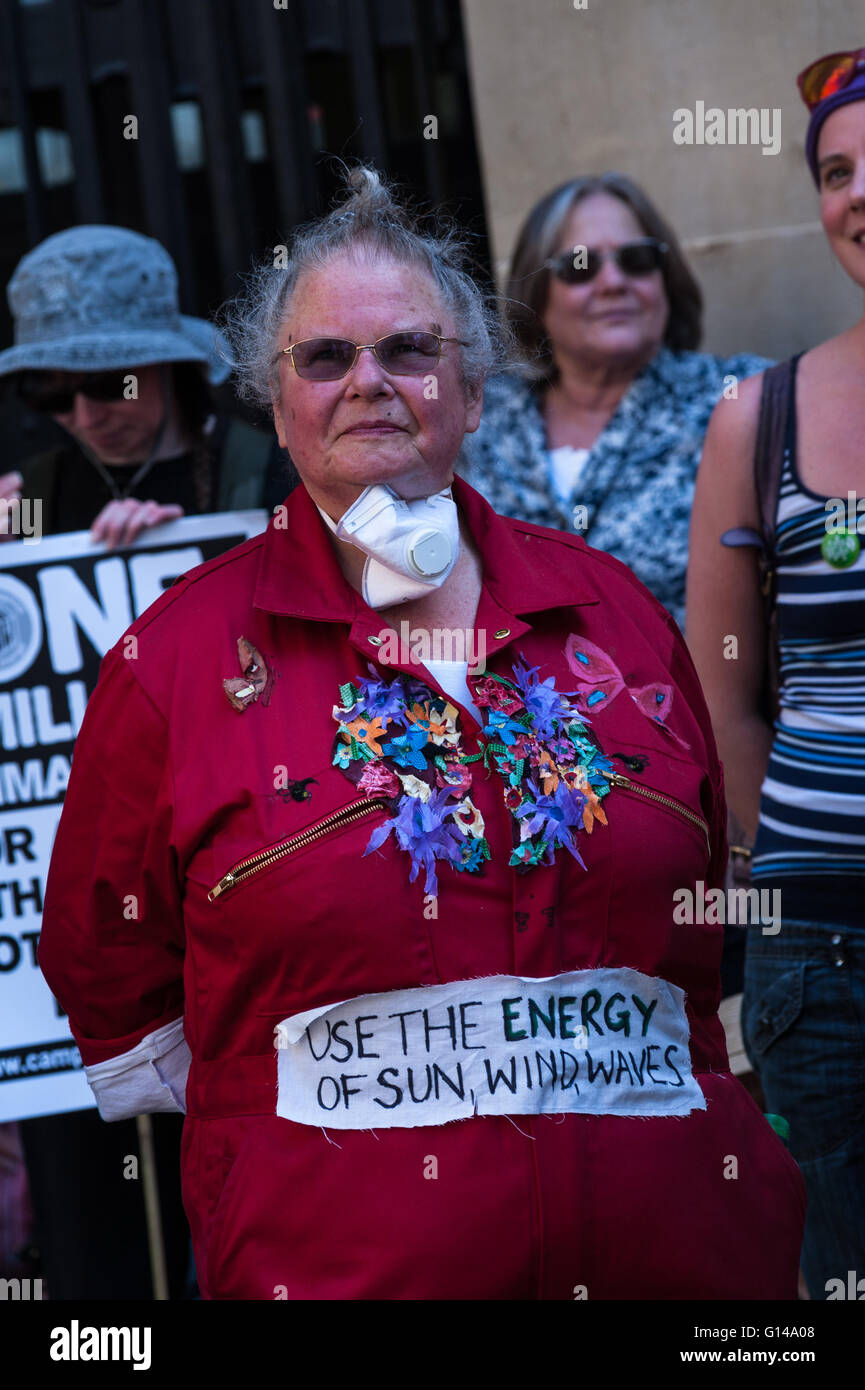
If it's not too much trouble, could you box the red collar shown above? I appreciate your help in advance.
[253,475,599,629]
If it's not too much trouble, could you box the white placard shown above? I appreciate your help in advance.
[0,511,268,1120]
[276,967,706,1129]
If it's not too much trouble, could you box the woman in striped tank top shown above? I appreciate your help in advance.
[688,49,865,1300]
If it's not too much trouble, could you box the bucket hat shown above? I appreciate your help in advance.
[0,225,232,385]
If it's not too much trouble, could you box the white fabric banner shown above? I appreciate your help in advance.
[275,967,706,1130]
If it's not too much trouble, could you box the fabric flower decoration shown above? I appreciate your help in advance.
[470,676,525,716]
[436,760,473,795]
[512,783,588,870]
[402,700,434,730]
[381,727,429,770]
[426,702,461,748]
[342,714,386,757]
[397,773,432,802]
[333,743,353,770]
[511,656,579,739]
[457,838,489,873]
[364,786,466,897]
[485,708,530,745]
[354,666,410,723]
[357,761,400,799]
[536,748,560,791]
[332,654,612,896]
[452,797,485,839]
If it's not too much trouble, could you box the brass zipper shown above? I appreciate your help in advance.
[208,797,391,901]
[601,771,711,852]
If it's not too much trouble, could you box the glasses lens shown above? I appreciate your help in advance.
[551,251,600,284]
[82,371,129,402]
[802,54,855,108]
[376,332,440,373]
[292,339,357,379]
[617,242,665,275]
[17,371,129,412]
[17,374,75,413]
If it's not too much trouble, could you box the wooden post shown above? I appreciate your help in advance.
[136,1113,168,1300]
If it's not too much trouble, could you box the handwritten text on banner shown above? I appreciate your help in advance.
[275,967,705,1129]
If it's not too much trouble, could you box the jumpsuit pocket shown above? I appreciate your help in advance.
[208,796,391,901]
[742,953,865,1163]
[600,769,711,855]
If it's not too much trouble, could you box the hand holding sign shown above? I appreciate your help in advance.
[0,473,24,545]
[89,498,185,551]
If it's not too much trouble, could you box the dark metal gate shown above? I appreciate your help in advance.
[0,0,489,345]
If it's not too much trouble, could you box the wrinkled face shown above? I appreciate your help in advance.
[817,101,865,290]
[543,192,669,370]
[271,251,483,517]
[47,364,166,464]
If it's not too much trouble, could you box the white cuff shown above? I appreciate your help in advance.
[84,1017,190,1122]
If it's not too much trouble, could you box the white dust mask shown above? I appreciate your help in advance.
[316,483,460,608]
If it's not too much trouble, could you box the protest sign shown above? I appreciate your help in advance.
[0,511,267,1120]
[275,966,706,1129]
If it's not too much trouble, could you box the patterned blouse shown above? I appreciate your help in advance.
[457,347,770,630]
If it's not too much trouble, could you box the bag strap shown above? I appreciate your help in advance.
[720,357,802,720]
[753,354,800,582]
[753,355,804,724]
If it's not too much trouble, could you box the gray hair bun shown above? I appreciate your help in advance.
[221,161,516,412]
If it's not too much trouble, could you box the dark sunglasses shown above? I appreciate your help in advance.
[545,238,668,285]
[797,48,865,111]
[281,331,467,381]
[16,370,130,414]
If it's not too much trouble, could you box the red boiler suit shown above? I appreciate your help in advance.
[38,476,806,1300]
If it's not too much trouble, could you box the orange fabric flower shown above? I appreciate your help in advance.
[343,715,386,756]
[537,749,559,791]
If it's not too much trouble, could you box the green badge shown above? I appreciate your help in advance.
[821,529,861,568]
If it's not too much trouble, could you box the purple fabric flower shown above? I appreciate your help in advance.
[354,666,410,725]
[513,782,588,866]
[511,656,579,739]
[364,786,464,896]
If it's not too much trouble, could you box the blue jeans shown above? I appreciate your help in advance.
[741,919,865,1300]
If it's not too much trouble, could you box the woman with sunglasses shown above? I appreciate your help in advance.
[459,173,769,633]
[36,163,804,1300]
[687,49,865,1299]
[0,225,292,551]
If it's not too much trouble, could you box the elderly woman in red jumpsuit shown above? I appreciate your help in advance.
[37,165,805,1300]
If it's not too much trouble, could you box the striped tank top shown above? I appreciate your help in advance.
[751,355,865,923]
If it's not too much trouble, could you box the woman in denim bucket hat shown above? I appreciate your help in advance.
[688,48,865,1299]
[0,225,293,548]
